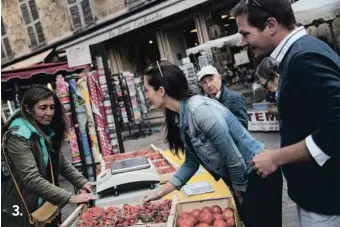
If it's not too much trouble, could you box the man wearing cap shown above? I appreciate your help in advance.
[197,65,248,129]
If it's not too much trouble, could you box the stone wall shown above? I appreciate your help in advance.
[37,0,72,43]
[1,0,30,59]
[92,0,126,21]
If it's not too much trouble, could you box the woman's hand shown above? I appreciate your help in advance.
[142,190,163,204]
[234,191,243,205]
[141,182,176,204]
[69,193,97,204]
[82,182,96,193]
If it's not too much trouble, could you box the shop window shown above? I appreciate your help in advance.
[1,17,14,60]
[205,10,238,40]
[19,0,46,48]
[68,0,95,32]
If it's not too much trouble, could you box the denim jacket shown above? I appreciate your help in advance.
[170,95,264,192]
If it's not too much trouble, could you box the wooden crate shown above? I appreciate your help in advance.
[167,196,240,227]
[61,199,173,227]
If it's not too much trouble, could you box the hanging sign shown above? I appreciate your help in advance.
[66,45,92,67]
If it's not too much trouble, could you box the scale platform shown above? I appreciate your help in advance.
[94,156,160,206]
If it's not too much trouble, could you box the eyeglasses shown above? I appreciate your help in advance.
[246,0,273,16]
[262,79,270,89]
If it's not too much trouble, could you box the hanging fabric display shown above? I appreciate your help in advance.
[123,72,142,122]
[96,56,119,153]
[77,72,101,163]
[55,75,81,165]
[68,77,95,181]
[87,71,112,156]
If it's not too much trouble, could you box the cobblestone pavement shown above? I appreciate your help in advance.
[61,130,299,226]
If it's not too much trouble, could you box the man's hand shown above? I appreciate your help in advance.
[82,182,96,193]
[252,149,280,178]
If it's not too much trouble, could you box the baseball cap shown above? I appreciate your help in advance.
[197,65,219,81]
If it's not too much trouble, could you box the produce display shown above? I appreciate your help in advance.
[78,200,172,227]
[103,148,155,162]
[176,206,235,227]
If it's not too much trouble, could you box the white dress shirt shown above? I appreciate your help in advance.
[270,26,330,166]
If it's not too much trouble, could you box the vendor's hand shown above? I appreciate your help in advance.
[82,182,96,193]
[142,191,162,204]
[252,149,280,178]
[69,193,97,204]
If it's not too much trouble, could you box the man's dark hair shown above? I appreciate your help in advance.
[231,0,296,31]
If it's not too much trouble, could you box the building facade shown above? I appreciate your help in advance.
[1,0,127,64]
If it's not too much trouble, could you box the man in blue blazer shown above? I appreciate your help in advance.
[232,0,340,226]
[197,65,249,129]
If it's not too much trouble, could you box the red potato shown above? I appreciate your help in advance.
[213,213,223,220]
[181,219,195,227]
[201,206,212,213]
[180,225,193,227]
[179,212,190,219]
[191,209,202,219]
[222,208,234,219]
[186,214,198,225]
[213,219,228,227]
[226,217,235,227]
[195,223,210,227]
[176,217,184,227]
[199,212,214,225]
[211,205,223,214]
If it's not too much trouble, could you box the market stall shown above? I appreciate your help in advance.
[1,53,125,180]
[62,145,241,227]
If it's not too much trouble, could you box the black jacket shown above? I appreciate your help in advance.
[278,35,340,215]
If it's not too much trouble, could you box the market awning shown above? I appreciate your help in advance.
[292,0,340,26]
[2,49,53,71]
[186,33,242,55]
[1,62,88,82]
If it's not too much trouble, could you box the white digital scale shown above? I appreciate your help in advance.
[93,156,160,206]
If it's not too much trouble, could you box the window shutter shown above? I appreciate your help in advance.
[28,0,39,21]
[1,18,6,36]
[34,21,45,43]
[20,3,31,25]
[27,25,37,47]
[69,5,82,31]
[81,0,94,26]
[1,42,7,59]
[3,37,13,57]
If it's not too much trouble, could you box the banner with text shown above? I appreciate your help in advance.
[248,110,279,131]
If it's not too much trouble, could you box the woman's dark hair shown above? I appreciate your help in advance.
[231,0,296,31]
[144,61,194,155]
[2,84,67,150]
[255,57,280,81]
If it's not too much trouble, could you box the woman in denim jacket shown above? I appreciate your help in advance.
[142,61,282,227]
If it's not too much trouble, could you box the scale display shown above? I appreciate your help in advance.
[111,156,150,174]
